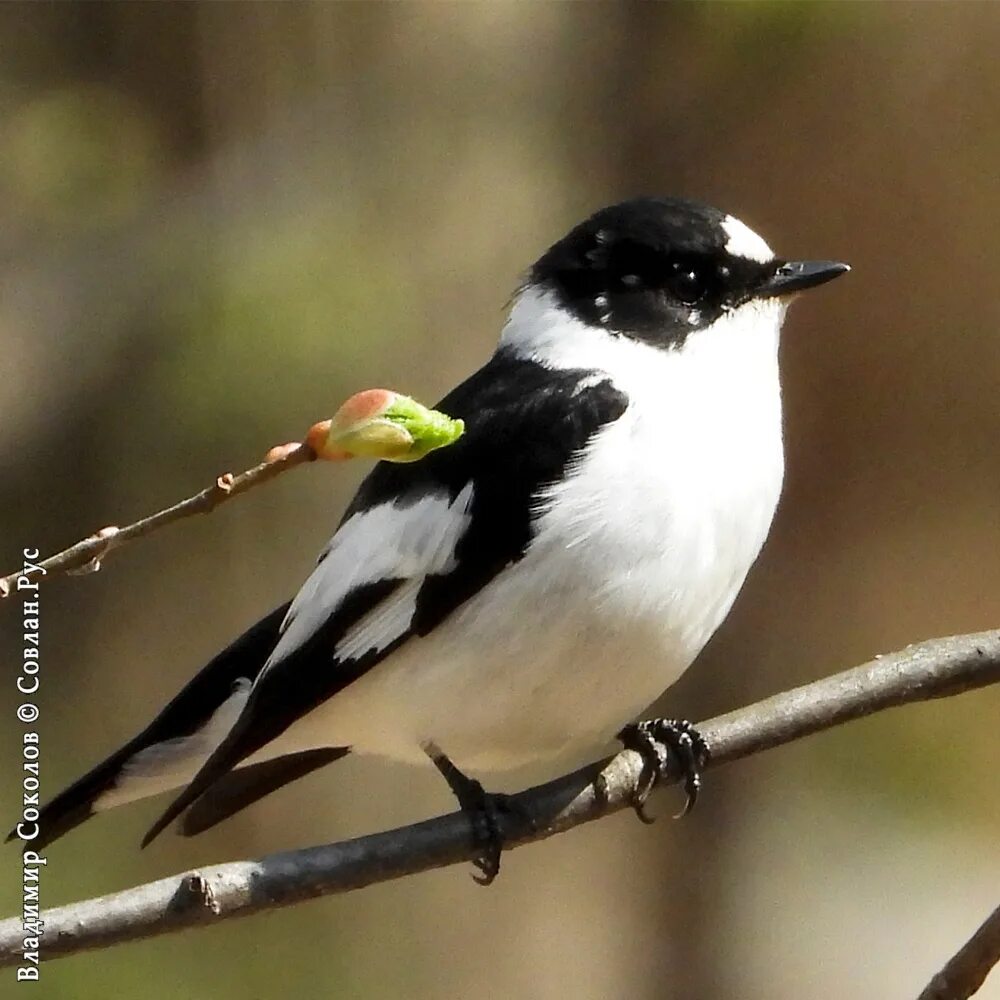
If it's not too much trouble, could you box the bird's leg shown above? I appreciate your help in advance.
[423,742,509,886]
[616,719,711,823]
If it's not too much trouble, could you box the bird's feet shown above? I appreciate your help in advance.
[424,743,510,885]
[617,719,711,823]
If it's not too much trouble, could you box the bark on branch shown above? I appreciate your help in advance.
[918,902,1000,1000]
[1,629,998,979]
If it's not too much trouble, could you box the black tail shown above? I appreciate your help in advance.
[10,603,291,851]
[178,747,350,837]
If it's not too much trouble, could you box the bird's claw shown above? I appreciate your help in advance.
[424,742,511,885]
[617,718,710,822]
[467,791,509,886]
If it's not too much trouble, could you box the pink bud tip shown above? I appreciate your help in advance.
[334,389,398,428]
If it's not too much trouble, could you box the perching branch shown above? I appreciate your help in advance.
[918,902,1000,1000]
[0,390,463,597]
[1,629,998,971]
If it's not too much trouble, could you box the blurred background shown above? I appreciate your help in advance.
[1,3,998,998]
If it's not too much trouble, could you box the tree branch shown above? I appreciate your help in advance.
[1,629,998,969]
[0,389,463,597]
[0,444,316,597]
[918,902,1000,1000]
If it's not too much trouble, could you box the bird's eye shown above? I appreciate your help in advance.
[667,262,707,305]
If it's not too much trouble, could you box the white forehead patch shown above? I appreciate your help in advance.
[722,215,774,265]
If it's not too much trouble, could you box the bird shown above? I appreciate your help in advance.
[15,196,848,882]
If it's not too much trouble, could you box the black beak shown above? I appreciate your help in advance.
[758,260,850,298]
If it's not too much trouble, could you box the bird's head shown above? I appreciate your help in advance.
[519,196,848,352]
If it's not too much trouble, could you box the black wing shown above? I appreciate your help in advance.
[17,603,290,849]
[142,350,628,845]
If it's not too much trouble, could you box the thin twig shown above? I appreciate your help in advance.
[0,389,463,598]
[0,444,315,598]
[918,902,1000,1000]
[0,629,997,967]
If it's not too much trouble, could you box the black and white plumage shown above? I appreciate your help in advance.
[20,197,848,856]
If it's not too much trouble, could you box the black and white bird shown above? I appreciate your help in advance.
[19,197,847,881]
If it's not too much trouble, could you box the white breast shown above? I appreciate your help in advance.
[292,290,788,773]
[524,287,786,664]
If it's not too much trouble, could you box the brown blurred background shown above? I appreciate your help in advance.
[1,3,999,998]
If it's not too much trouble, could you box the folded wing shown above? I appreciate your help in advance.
[143,351,629,845]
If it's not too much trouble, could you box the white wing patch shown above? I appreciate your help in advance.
[721,215,774,265]
[94,678,252,811]
[272,482,475,666]
[334,578,423,661]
